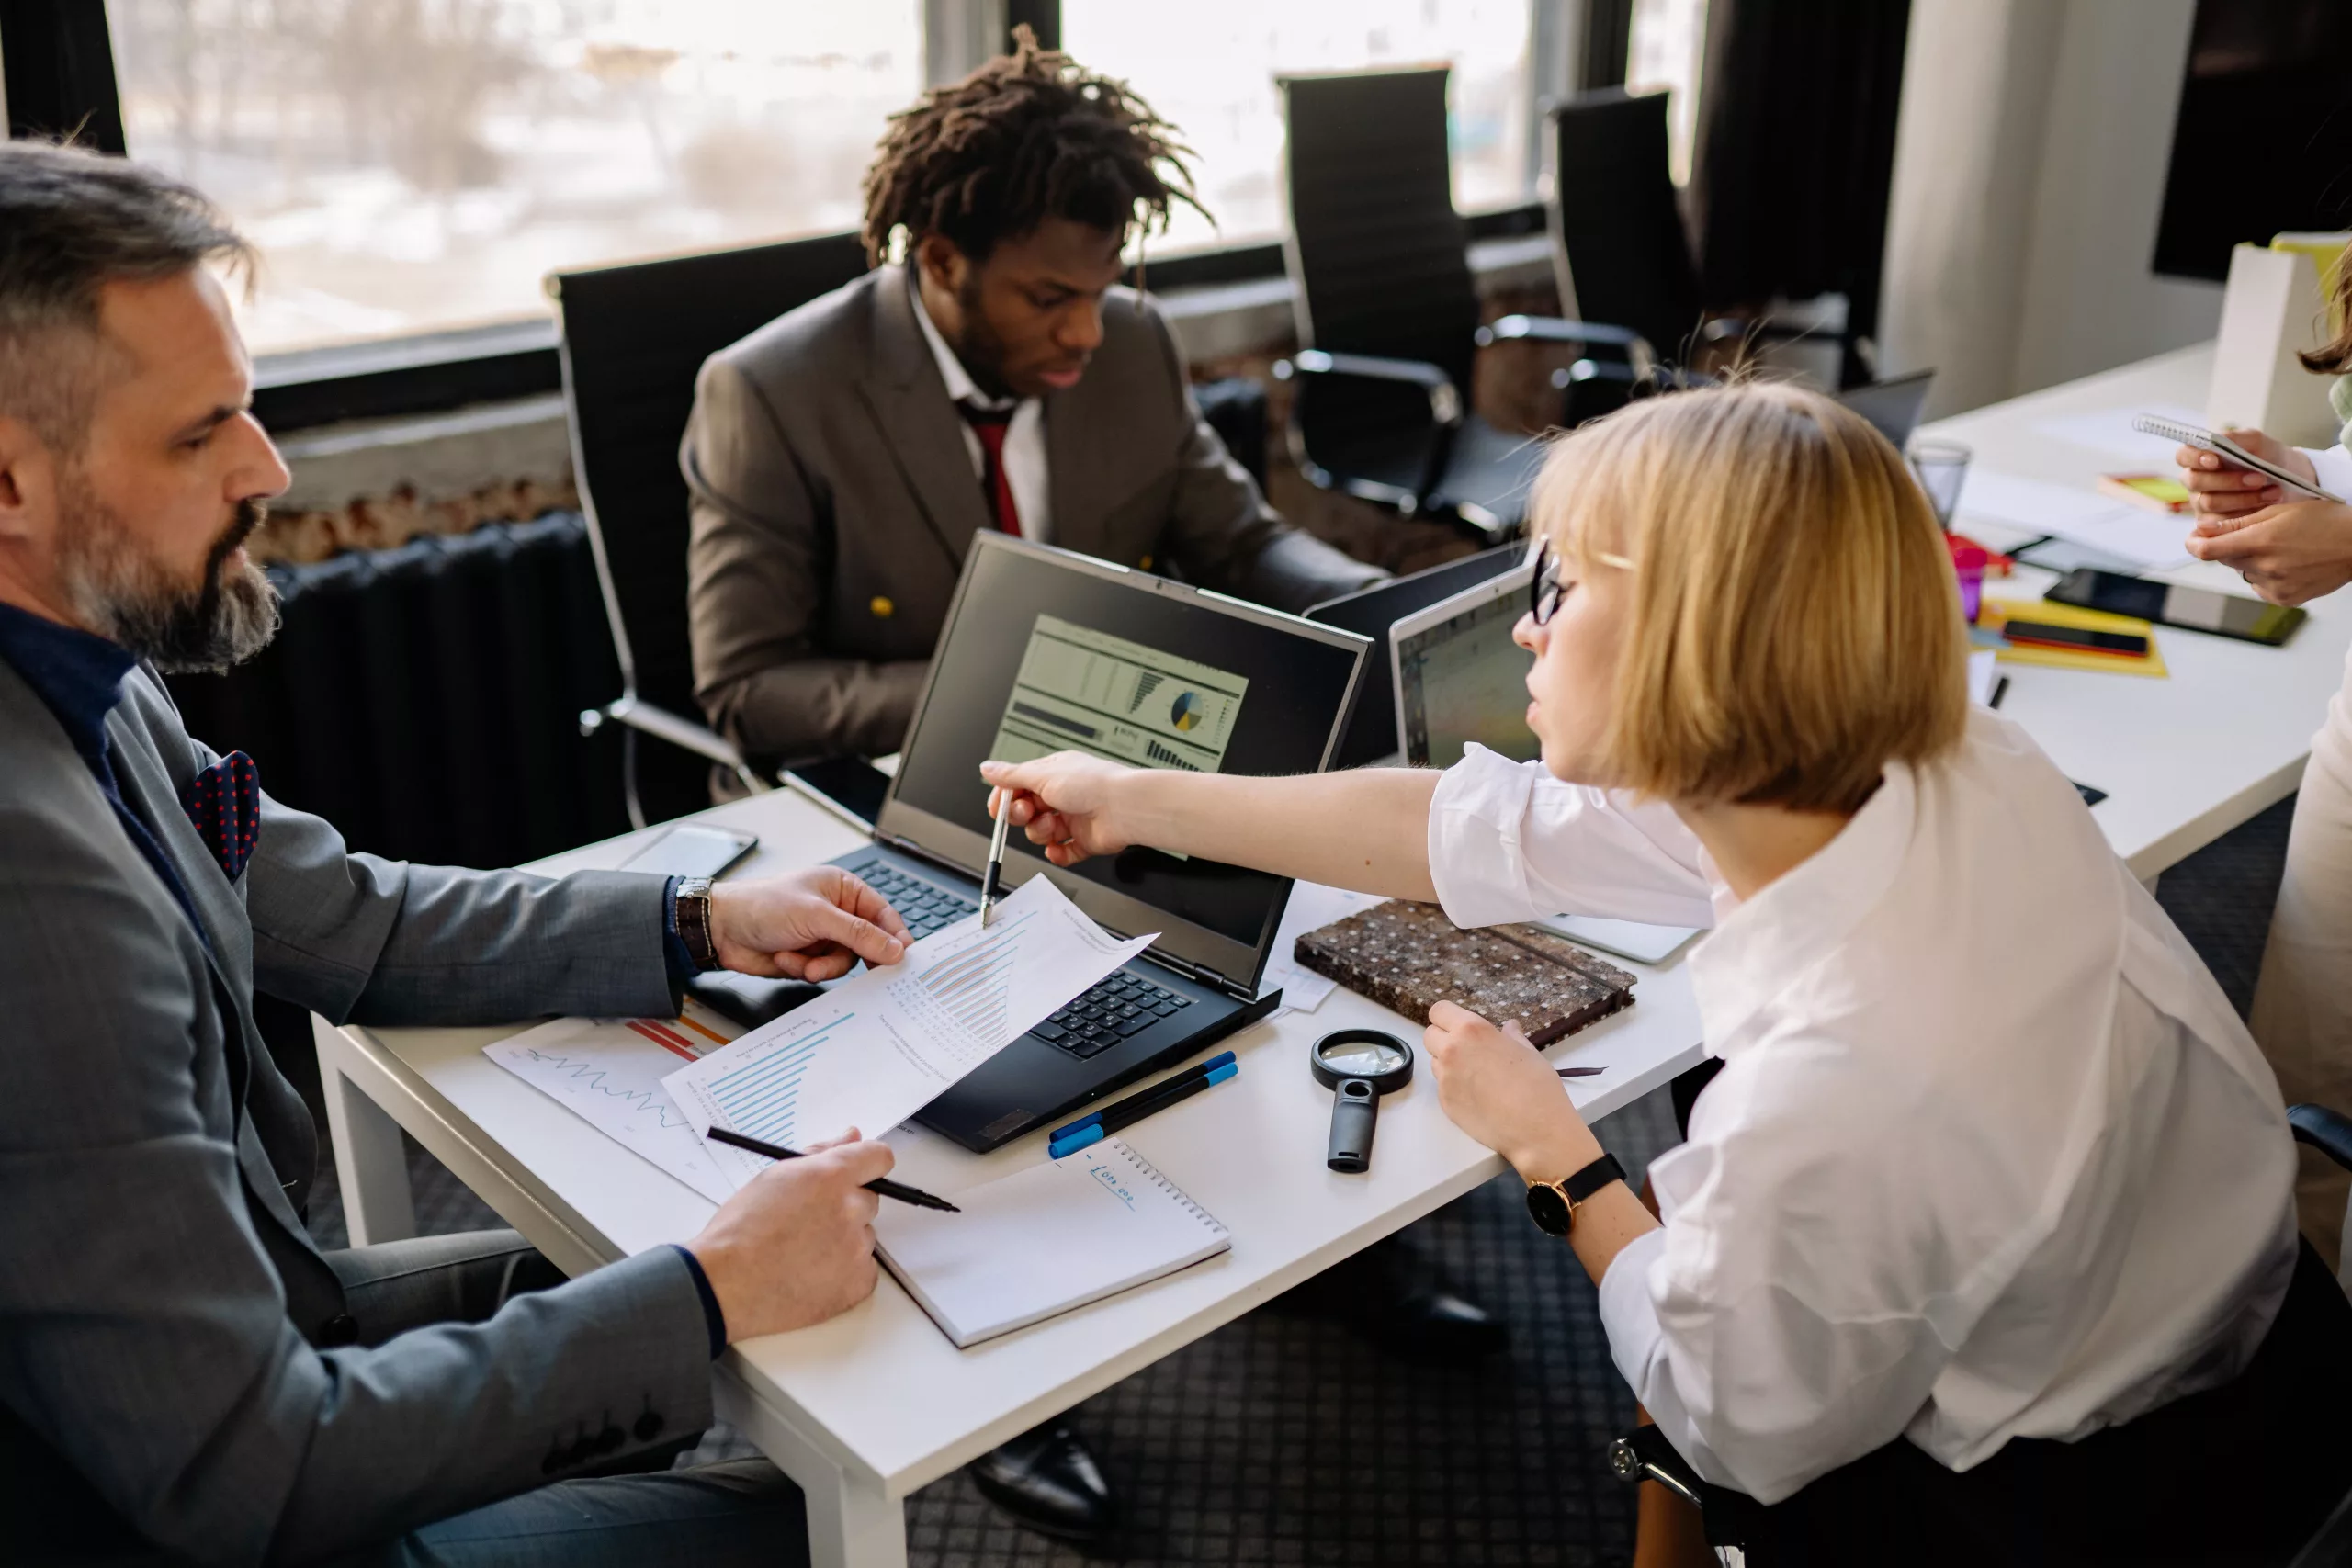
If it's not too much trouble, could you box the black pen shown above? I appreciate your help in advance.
[1048,1051,1239,1157]
[1555,1066,1606,1078]
[705,1126,960,1212]
[1988,674,2010,711]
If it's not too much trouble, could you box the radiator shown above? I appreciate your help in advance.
[166,511,631,871]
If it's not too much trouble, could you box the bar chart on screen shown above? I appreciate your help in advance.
[663,876,1157,1190]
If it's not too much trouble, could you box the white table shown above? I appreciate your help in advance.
[317,340,2352,1567]
[1920,342,2352,878]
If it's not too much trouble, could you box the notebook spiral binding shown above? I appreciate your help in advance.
[1110,1141,1226,1231]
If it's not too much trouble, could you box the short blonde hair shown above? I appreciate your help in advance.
[1532,382,1969,814]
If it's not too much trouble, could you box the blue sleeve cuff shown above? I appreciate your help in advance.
[660,875,701,990]
[669,1242,727,1358]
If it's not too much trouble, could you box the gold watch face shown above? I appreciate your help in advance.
[1525,1182,1573,1237]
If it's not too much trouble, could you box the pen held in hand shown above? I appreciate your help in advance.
[704,1126,960,1212]
[979,789,1013,929]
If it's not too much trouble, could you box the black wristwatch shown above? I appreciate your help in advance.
[673,877,721,973]
[1525,1152,1626,1238]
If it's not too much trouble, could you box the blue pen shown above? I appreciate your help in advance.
[1049,1053,1238,1158]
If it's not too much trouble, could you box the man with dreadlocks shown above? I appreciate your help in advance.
[683,29,1386,767]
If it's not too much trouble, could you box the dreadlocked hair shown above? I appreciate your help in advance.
[861,25,1206,266]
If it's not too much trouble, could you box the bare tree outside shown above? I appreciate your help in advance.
[106,0,922,353]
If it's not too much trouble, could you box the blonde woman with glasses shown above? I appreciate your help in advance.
[982,384,2351,1564]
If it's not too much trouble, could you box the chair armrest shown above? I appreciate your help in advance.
[581,695,773,795]
[1274,349,1464,425]
[2290,1104,2352,1174]
[1476,313,1649,356]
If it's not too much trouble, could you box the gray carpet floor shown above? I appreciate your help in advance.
[299,794,2299,1567]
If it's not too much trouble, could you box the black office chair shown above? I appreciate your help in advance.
[1611,1100,2352,1566]
[549,232,869,828]
[1273,67,1650,544]
[1537,88,1860,389]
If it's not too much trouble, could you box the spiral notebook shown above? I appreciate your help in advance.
[874,1139,1230,1348]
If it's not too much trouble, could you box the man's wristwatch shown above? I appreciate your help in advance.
[673,877,721,973]
[1525,1152,1626,1238]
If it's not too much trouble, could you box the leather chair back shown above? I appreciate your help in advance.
[1279,67,1481,390]
[1547,88,1707,367]
[549,232,868,816]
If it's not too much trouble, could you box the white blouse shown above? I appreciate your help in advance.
[1428,711,2298,1505]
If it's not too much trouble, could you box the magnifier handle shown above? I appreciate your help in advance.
[1327,1080,1380,1173]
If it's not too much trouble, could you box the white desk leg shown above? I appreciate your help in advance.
[715,1367,907,1568]
[313,1016,418,1247]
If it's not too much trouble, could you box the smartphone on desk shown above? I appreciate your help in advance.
[2044,568,2306,647]
[2001,619,2150,658]
[617,823,758,879]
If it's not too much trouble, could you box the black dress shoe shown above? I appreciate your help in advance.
[1345,1232,1509,1365]
[967,1419,1117,1544]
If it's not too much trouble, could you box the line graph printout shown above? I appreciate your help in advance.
[665,875,1156,1190]
[484,999,743,1203]
[990,615,1248,773]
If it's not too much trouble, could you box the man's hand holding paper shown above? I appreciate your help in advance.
[665,875,1156,1190]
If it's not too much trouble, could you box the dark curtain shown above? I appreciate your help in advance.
[1687,0,1912,376]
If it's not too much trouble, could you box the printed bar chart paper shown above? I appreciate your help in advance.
[484,1000,743,1203]
[664,875,1156,1190]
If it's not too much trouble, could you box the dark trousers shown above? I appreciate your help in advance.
[321,1232,809,1568]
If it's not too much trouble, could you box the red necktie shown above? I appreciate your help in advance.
[958,405,1023,538]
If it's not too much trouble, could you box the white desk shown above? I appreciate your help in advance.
[1920,342,2352,878]
[317,340,2352,1566]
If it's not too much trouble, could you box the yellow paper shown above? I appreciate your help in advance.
[1976,596,2169,679]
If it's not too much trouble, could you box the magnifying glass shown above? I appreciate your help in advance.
[1310,1028,1414,1173]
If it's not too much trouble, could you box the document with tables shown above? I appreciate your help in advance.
[665,876,1152,1189]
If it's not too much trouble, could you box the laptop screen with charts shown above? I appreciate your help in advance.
[880,534,1372,991]
[1392,561,1542,770]
[1306,544,1525,768]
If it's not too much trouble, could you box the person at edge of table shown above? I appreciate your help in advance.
[681,25,1385,772]
[980,381,2352,1566]
[677,28,1502,1545]
[2170,245,2352,1278]
[0,140,921,1568]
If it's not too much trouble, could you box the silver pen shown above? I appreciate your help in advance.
[979,791,1013,928]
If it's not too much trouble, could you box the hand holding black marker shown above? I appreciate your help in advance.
[704,1126,961,1212]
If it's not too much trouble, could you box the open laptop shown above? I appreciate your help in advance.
[832,534,1371,1153]
[1392,562,1542,770]
[1832,368,1935,448]
[1306,545,1525,769]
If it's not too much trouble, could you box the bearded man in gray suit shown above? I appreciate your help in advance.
[0,142,919,1567]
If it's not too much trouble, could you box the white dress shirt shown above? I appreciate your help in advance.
[2304,441,2352,499]
[1429,711,2298,1504]
[910,276,1053,543]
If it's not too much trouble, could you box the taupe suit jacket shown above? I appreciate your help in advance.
[0,660,713,1565]
[683,265,1385,761]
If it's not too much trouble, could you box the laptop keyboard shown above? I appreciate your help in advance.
[847,860,1194,1059]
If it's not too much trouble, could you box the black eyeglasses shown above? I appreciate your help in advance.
[1527,539,1634,626]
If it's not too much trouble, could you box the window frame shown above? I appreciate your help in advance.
[8,0,1615,434]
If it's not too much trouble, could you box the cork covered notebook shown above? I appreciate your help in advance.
[1294,900,1638,1045]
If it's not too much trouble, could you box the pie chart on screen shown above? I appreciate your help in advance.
[1170,691,1204,731]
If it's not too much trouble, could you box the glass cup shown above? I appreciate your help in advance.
[1907,439,1973,532]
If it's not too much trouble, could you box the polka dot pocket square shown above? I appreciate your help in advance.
[182,750,261,883]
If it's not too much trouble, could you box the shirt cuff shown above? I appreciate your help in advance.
[2305,443,2352,500]
[668,1242,727,1358]
[660,875,701,990]
[1427,745,1545,928]
[1596,1225,1671,1392]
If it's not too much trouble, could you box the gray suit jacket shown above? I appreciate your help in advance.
[0,660,717,1565]
[683,265,1386,761]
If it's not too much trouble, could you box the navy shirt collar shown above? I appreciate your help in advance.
[0,599,136,766]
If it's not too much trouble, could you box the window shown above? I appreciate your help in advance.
[105,1,922,355]
[1625,0,1710,185]
[1059,0,1537,256]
